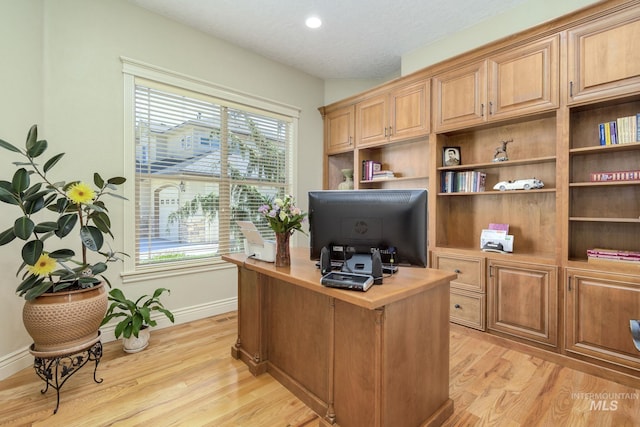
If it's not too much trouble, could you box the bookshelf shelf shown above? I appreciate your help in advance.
[569,217,640,223]
[360,175,429,184]
[437,156,556,172]
[569,142,640,155]
[438,188,555,196]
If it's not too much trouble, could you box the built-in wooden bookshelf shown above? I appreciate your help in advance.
[320,0,640,384]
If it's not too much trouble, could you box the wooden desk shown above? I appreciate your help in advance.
[223,248,455,427]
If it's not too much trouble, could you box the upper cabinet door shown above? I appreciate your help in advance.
[389,79,430,142]
[356,93,388,146]
[488,35,559,119]
[324,105,355,154]
[433,61,487,132]
[568,7,640,104]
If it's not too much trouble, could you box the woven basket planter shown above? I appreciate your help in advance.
[23,283,108,357]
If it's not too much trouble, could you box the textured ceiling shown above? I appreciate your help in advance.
[130,0,531,80]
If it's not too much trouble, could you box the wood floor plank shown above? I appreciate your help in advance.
[0,312,638,426]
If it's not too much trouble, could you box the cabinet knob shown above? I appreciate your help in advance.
[454,269,461,274]
[454,304,461,309]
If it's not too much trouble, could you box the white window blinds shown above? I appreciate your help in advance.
[134,81,294,267]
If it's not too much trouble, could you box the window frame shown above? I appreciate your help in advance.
[121,57,300,281]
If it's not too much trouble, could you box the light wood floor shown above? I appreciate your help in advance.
[1,312,639,426]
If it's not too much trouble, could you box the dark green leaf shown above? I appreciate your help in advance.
[107,177,126,185]
[91,212,111,234]
[16,275,43,294]
[24,196,45,214]
[25,125,37,150]
[21,240,43,265]
[12,168,29,193]
[108,288,126,303]
[80,225,104,251]
[0,227,16,245]
[24,280,52,301]
[132,312,144,335]
[48,249,74,260]
[53,196,69,213]
[94,173,104,189]
[0,138,22,153]
[33,221,58,233]
[43,152,65,173]
[26,139,47,158]
[23,183,43,197]
[0,186,19,205]
[152,288,170,298]
[91,262,108,274]
[55,214,77,238]
[14,217,35,240]
[157,307,174,323]
[42,193,57,208]
[115,321,128,338]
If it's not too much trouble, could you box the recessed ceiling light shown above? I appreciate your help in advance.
[305,16,322,29]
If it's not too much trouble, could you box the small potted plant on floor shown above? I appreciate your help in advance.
[101,287,175,353]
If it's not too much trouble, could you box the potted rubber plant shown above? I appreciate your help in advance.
[0,125,127,355]
[101,287,175,353]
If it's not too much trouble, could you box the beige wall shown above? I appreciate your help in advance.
[0,0,324,379]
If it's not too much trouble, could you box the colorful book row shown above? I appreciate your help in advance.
[598,114,640,145]
[441,171,486,193]
[587,248,640,261]
[590,170,640,182]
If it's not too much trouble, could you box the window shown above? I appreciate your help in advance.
[122,58,299,272]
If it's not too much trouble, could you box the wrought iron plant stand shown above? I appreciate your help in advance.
[30,332,103,414]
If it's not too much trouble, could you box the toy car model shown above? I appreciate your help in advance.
[493,178,544,191]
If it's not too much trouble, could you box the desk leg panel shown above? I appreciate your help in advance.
[382,284,452,426]
[333,301,379,427]
[266,277,332,408]
[232,268,268,375]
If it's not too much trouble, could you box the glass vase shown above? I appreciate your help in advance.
[275,231,291,267]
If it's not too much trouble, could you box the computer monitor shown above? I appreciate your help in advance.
[308,189,428,267]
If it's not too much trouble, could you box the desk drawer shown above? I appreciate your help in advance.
[450,288,485,331]
[433,253,485,292]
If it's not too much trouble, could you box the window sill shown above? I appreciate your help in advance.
[121,258,236,284]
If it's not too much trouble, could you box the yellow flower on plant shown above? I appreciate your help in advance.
[66,182,96,204]
[28,253,57,277]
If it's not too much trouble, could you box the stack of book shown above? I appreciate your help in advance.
[362,160,381,181]
[587,248,640,265]
[371,170,395,180]
[441,171,486,193]
[598,113,640,145]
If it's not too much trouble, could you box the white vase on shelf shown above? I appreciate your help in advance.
[338,169,354,190]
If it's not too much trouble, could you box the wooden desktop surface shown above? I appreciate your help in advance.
[223,247,456,309]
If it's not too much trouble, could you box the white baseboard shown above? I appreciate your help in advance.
[0,297,237,381]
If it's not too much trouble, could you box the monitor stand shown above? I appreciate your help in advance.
[342,253,373,275]
[341,251,385,284]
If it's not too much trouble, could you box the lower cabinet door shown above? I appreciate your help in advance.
[566,268,640,372]
[487,260,558,348]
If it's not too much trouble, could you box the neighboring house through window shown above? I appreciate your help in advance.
[122,58,299,275]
